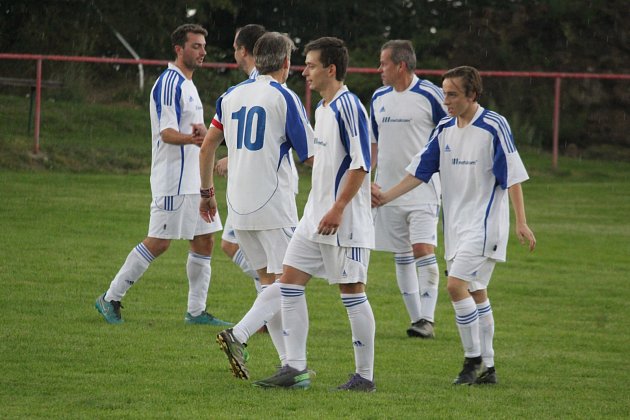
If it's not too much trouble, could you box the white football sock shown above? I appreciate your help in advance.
[281,284,308,371]
[416,254,439,322]
[452,297,480,358]
[105,243,154,302]
[477,299,495,367]
[232,282,281,344]
[395,252,422,323]
[342,293,375,382]
[186,252,211,316]
[262,283,288,365]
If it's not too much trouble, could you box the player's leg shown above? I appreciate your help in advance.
[96,197,178,324]
[471,263,497,384]
[184,195,230,325]
[394,251,422,324]
[335,247,375,391]
[96,236,169,324]
[253,232,315,389]
[222,216,261,292]
[447,254,495,385]
[374,206,420,334]
[408,205,440,338]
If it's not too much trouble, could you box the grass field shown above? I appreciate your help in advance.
[1,94,630,418]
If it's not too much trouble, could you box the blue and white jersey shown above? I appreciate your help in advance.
[406,106,528,261]
[296,86,375,248]
[212,67,300,194]
[370,75,445,207]
[149,63,204,196]
[213,75,314,230]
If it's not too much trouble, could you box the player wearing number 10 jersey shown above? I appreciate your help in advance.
[199,32,314,379]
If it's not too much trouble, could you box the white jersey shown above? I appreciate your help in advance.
[213,75,314,230]
[296,86,375,248]
[406,106,529,261]
[370,75,446,207]
[149,63,204,196]
[212,67,299,194]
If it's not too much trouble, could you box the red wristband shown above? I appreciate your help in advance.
[200,187,215,198]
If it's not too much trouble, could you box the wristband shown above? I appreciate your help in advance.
[200,187,215,198]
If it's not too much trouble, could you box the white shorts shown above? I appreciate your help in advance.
[148,194,222,240]
[234,227,295,274]
[446,252,497,292]
[373,204,439,252]
[221,214,238,244]
[283,231,370,285]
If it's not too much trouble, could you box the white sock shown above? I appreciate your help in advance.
[105,243,154,302]
[395,252,421,323]
[263,284,288,365]
[342,293,375,382]
[477,299,495,367]
[232,282,281,344]
[232,248,261,293]
[281,284,308,371]
[416,254,439,322]
[186,252,211,316]
[452,297,480,358]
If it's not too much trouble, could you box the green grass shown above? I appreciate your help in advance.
[1,94,630,417]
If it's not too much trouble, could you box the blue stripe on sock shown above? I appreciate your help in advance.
[456,309,479,325]
[280,286,304,297]
[416,256,437,267]
[477,304,492,316]
[341,296,367,308]
[189,252,211,261]
[395,255,415,264]
[135,243,155,263]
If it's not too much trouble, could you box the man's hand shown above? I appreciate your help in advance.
[191,123,207,146]
[515,222,536,252]
[371,183,382,208]
[215,157,228,177]
[317,205,343,235]
[199,196,218,223]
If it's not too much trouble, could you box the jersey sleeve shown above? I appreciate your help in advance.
[276,86,314,162]
[338,93,371,171]
[485,112,529,189]
[153,71,184,133]
[369,95,379,145]
[406,128,441,182]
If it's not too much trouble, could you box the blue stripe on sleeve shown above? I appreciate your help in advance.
[271,82,312,162]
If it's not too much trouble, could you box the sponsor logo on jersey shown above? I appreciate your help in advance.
[189,95,194,102]
[314,137,327,147]
[379,106,386,112]
[445,144,452,152]
[381,116,411,123]
[451,158,478,166]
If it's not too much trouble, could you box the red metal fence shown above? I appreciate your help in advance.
[2,53,630,169]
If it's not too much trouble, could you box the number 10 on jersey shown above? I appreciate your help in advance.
[231,106,266,151]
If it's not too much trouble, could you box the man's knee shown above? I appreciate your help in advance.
[412,243,435,258]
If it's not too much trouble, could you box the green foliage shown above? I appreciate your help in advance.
[2,0,628,156]
[1,152,630,417]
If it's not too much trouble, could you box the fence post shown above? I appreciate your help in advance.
[33,58,42,154]
[552,77,561,170]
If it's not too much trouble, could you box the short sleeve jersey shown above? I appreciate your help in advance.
[296,86,375,248]
[211,68,300,195]
[213,75,314,230]
[406,106,529,261]
[370,75,446,207]
[149,63,204,196]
